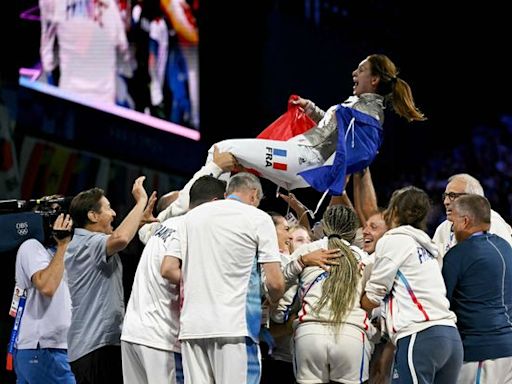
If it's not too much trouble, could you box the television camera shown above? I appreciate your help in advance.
[0,196,73,253]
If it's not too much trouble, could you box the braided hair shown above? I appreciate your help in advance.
[315,205,361,324]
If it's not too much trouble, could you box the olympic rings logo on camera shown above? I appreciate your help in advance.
[16,222,29,236]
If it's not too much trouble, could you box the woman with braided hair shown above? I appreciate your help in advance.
[205,54,425,197]
[282,204,377,383]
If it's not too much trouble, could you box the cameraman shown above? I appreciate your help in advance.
[13,209,75,383]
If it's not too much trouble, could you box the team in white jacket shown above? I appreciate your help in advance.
[129,166,512,383]
[362,186,463,383]
[275,205,378,384]
[365,225,457,344]
[293,237,377,384]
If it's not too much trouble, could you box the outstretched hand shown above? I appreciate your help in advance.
[132,176,149,204]
[141,191,159,225]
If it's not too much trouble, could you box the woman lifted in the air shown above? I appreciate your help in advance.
[206,54,426,196]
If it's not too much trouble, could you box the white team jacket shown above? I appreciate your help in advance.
[277,238,377,340]
[365,225,457,344]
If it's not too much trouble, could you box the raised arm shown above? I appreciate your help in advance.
[353,168,378,227]
[329,191,355,210]
[107,176,148,256]
[329,174,354,209]
[290,96,326,123]
[278,192,312,233]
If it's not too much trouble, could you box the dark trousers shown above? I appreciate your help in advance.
[70,345,123,384]
[393,325,463,384]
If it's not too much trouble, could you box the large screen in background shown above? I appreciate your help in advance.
[19,0,200,141]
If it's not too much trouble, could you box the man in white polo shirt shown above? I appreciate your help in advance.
[121,175,227,384]
[163,172,284,384]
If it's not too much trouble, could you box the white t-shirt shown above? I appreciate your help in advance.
[15,239,71,349]
[433,209,512,261]
[170,199,281,342]
[121,216,182,353]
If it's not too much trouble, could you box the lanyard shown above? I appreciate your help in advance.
[6,294,26,370]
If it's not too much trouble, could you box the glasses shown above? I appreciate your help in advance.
[441,192,467,201]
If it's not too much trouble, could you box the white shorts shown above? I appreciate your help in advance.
[294,322,373,384]
[121,340,183,384]
[457,357,512,384]
[181,337,261,384]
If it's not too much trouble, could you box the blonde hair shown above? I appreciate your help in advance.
[315,205,360,324]
[289,224,312,252]
[289,224,312,241]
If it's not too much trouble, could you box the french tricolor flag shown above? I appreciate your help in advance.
[298,106,382,195]
[272,148,288,171]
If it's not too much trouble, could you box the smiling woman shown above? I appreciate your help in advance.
[204,54,425,200]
